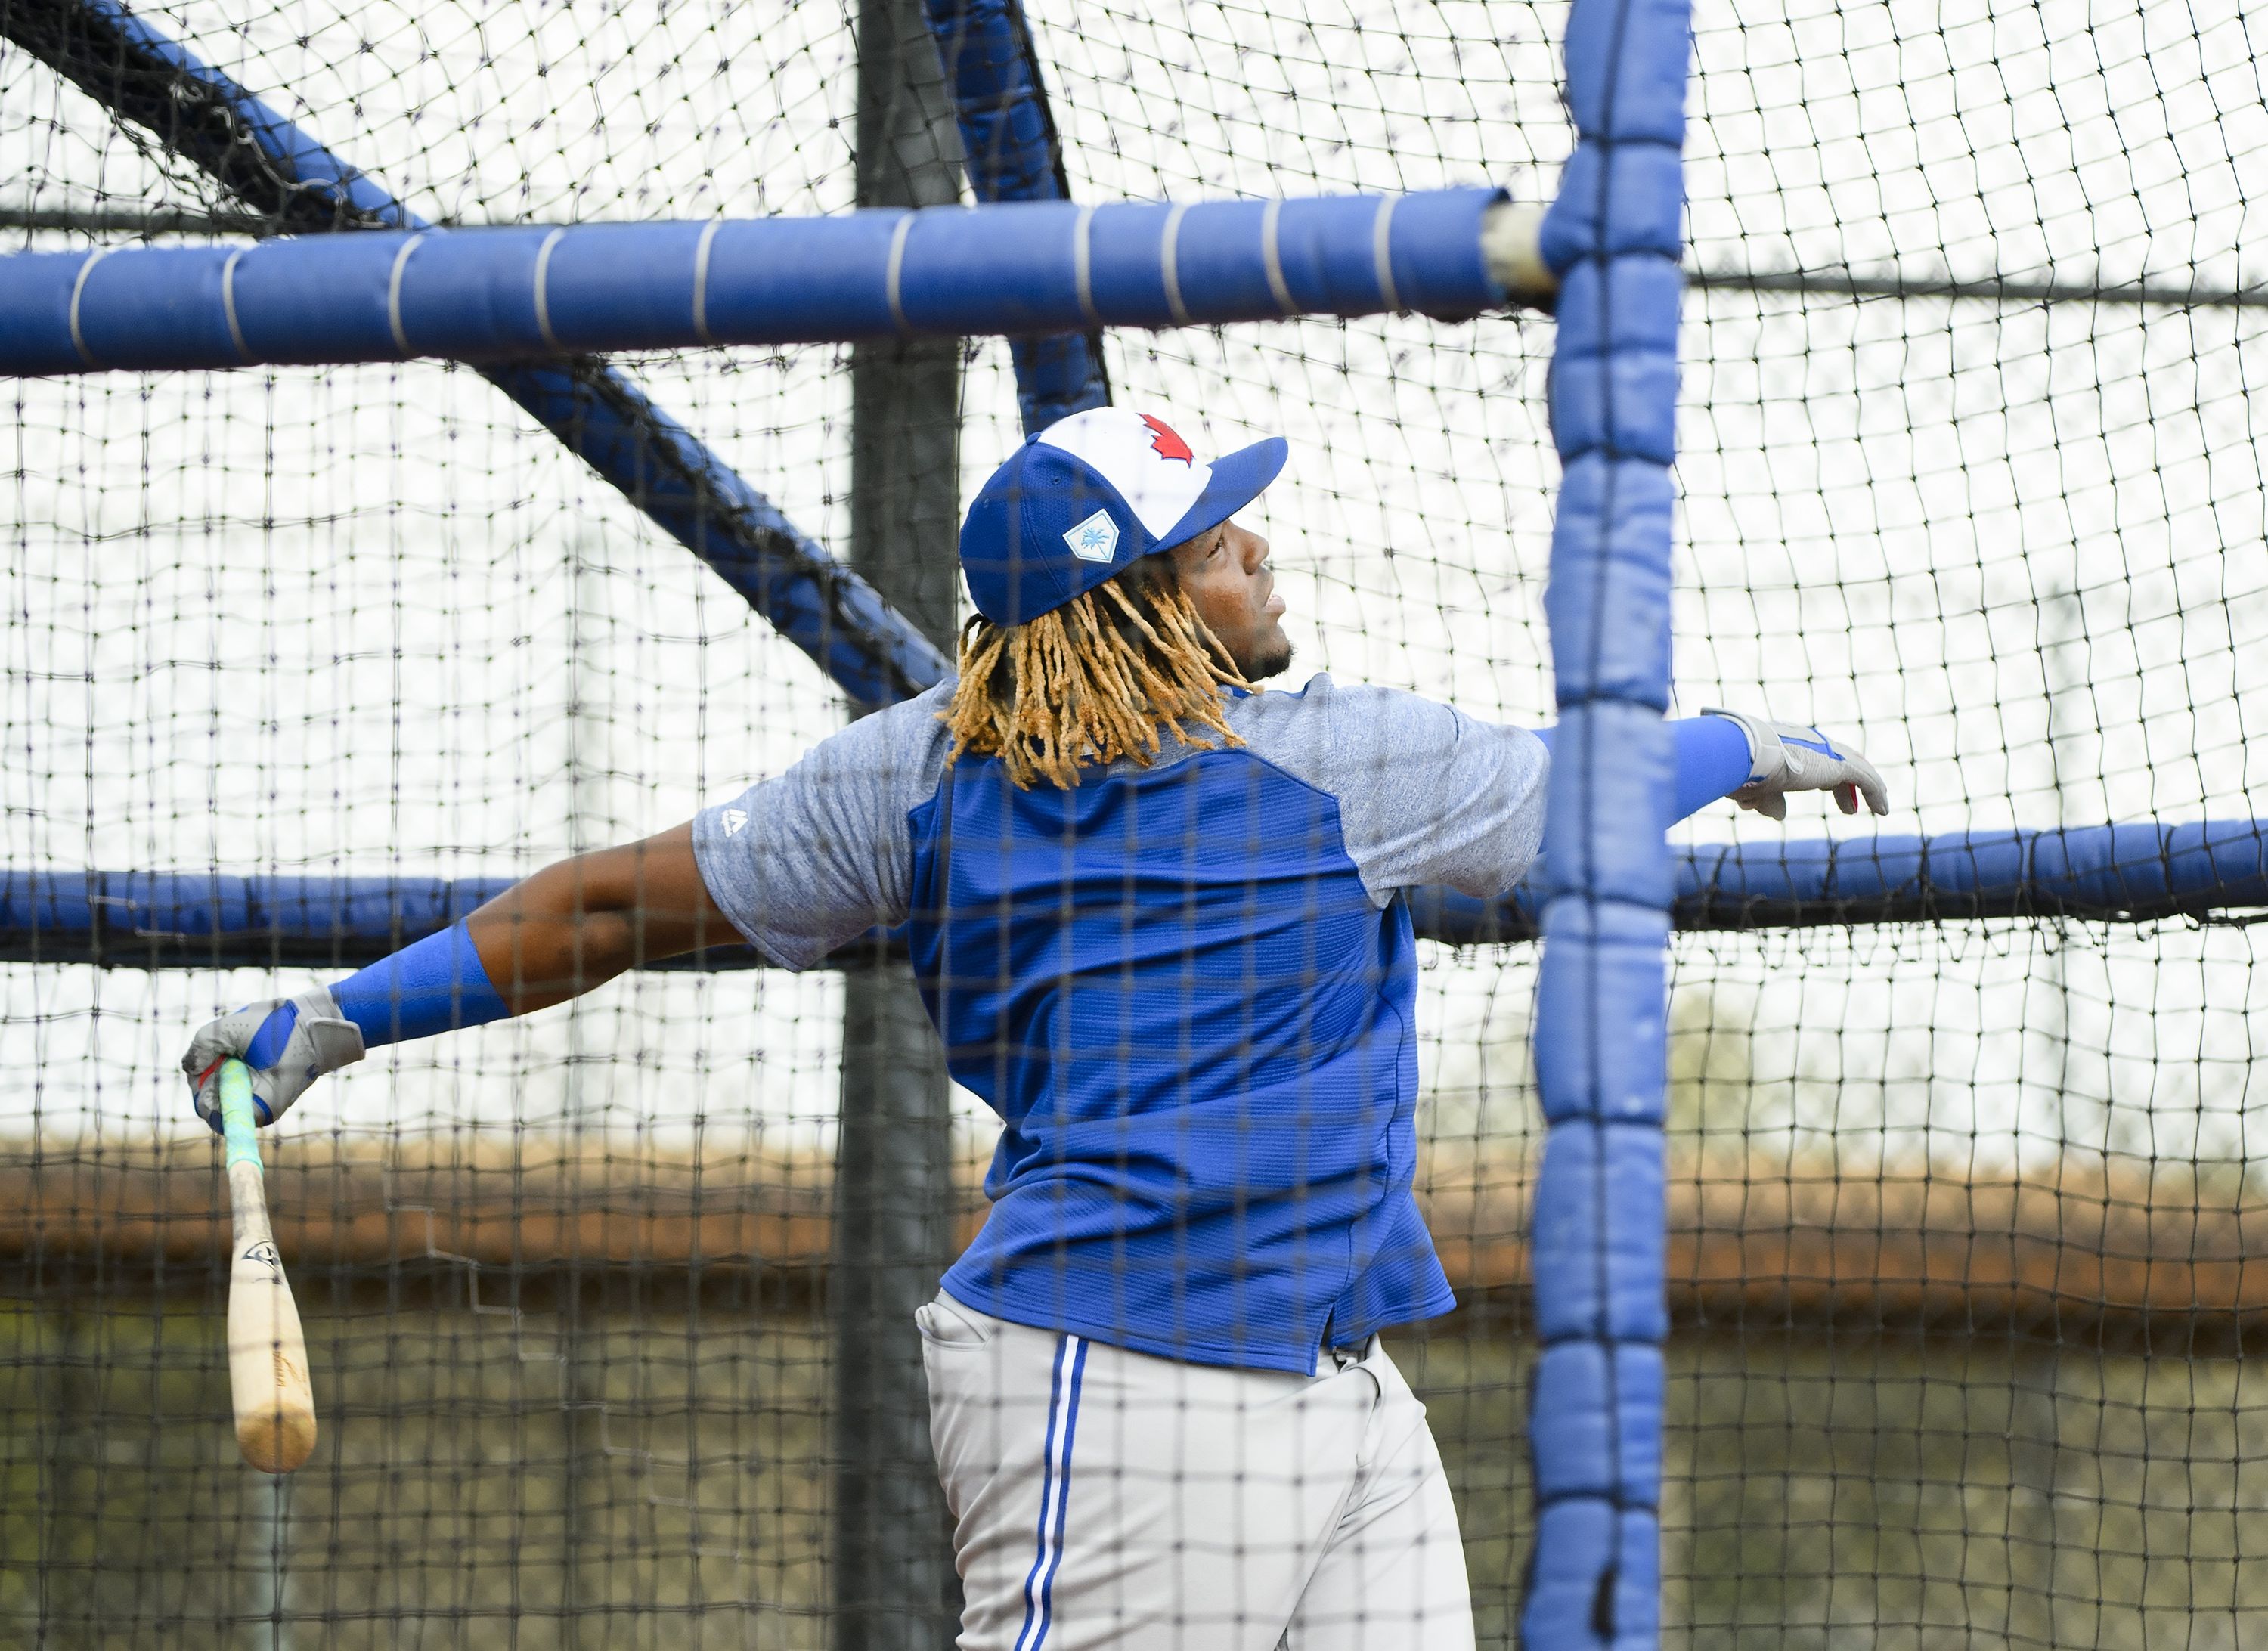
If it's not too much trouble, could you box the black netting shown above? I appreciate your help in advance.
[3,2,2265,1646]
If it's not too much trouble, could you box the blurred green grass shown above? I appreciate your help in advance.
[6,1300,2265,1648]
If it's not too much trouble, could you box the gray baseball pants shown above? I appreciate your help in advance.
[918,1292,1476,1651]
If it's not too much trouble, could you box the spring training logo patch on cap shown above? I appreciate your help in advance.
[1064,509,1120,563]
[957,407,1289,626]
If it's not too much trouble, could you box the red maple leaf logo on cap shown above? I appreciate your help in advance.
[1140,414,1195,465]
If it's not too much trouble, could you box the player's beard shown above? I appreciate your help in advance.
[1241,633,1296,682]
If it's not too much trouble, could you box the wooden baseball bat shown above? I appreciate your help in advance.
[217,1057,318,1473]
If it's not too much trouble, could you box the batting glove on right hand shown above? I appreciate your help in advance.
[1702,709,1891,821]
[183,987,365,1133]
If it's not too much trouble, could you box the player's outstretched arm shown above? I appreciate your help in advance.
[1530,713,1889,825]
[460,823,732,1013]
[181,824,730,1129]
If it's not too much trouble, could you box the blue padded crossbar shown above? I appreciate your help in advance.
[922,0,1111,431]
[8,826,2260,970]
[0,190,1509,379]
[1524,0,1691,1637]
[0,0,947,709]
[1410,819,2268,943]
[0,871,516,971]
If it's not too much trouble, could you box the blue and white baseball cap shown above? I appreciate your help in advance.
[959,407,1288,626]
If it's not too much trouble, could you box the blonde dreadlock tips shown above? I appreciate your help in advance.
[943,565,1252,791]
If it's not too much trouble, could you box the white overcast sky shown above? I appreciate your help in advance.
[1,0,2264,1172]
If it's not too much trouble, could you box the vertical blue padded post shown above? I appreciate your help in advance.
[1525,0,1689,1642]
[921,0,1110,432]
[5,0,946,708]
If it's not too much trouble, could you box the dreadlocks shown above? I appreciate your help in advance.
[943,553,1254,790]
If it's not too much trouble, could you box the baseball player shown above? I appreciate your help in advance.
[184,407,1887,1649]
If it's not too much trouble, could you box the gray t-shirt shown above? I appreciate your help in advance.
[692,673,1549,968]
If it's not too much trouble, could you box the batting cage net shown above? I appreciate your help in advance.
[3,0,2266,1646]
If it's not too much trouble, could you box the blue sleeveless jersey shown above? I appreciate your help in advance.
[692,675,1548,1374]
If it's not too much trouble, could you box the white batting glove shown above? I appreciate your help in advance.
[1702,708,1890,820]
[182,986,365,1132]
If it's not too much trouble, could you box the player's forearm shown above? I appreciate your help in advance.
[1530,716,1754,824]
[330,825,727,1041]
[319,826,725,1049]
[463,860,639,1015]
[1671,714,1759,819]
[461,826,728,1014]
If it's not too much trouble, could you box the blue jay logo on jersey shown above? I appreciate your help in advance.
[1064,509,1120,564]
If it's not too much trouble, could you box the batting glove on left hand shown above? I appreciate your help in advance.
[183,987,366,1133]
[1703,709,1891,820]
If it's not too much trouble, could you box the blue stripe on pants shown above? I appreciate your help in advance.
[1014,1332,1087,1651]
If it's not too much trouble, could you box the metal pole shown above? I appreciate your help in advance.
[240,1473,295,1651]
[832,0,964,1646]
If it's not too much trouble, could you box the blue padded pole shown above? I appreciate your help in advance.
[920,0,1111,431]
[11,824,2263,968]
[1523,0,1691,1638]
[0,190,1510,377]
[0,0,946,709]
